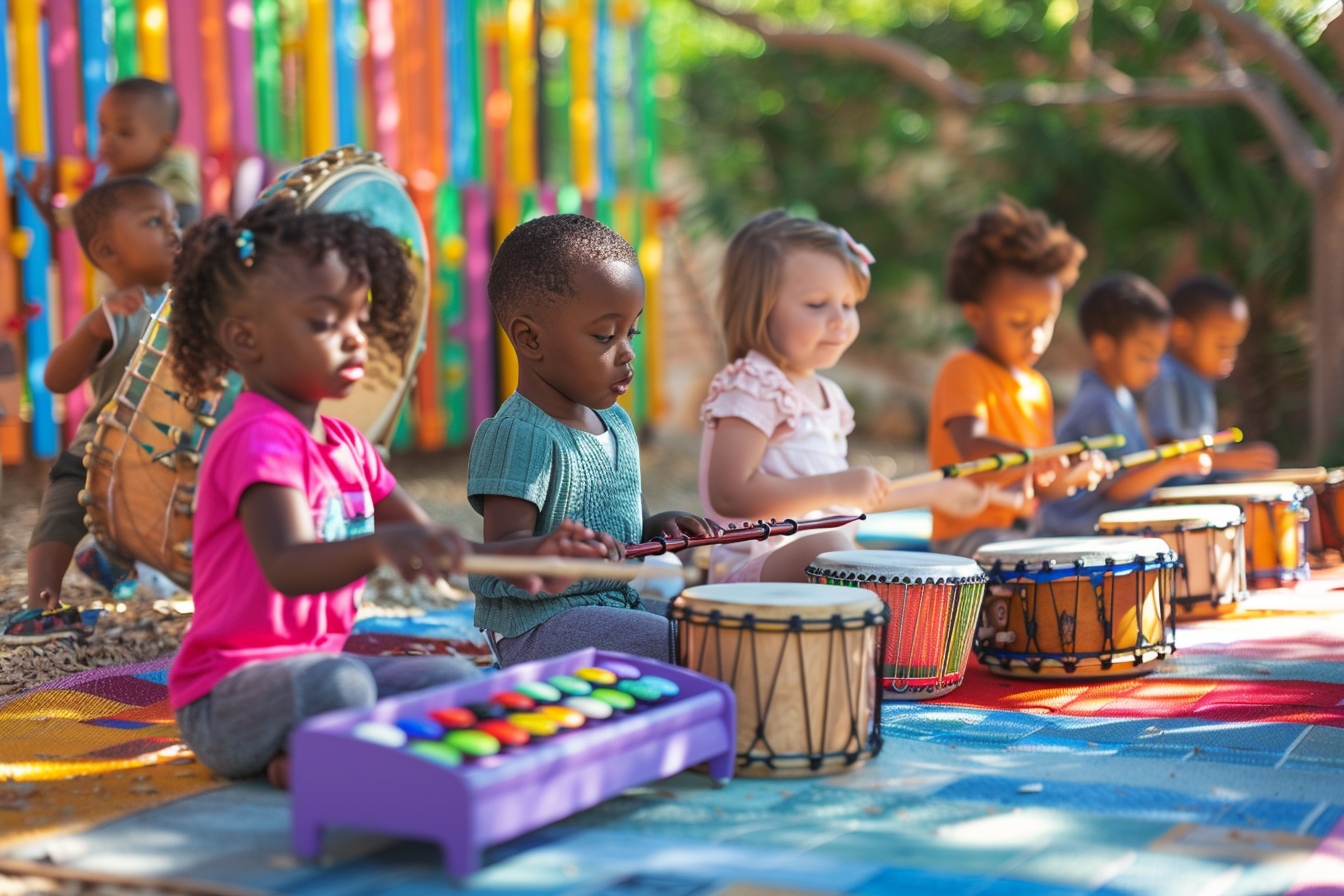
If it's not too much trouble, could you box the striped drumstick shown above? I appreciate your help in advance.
[1112,428,1243,471]
[886,433,1127,490]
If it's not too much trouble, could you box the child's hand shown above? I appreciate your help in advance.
[103,286,147,317]
[831,466,891,512]
[372,523,471,584]
[516,519,617,594]
[17,163,58,230]
[929,479,992,519]
[1169,451,1213,479]
[643,510,719,541]
[1235,442,1279,472]
[1058,450,1111,494]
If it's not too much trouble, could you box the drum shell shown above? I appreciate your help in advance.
[806,552,985,700]
[1097,506,1247,618]
[1319,476,1344,553]
[1153,484,1309,588]
[671,584,886,778]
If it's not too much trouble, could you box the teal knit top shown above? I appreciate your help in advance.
[467,393,644,637]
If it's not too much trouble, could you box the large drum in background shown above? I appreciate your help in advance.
[82,147,429,587]
[806,551,985,699]
[1097,505,1247,618]
[973,536,1177,679]
[671,583,888,778]
[1153,482,1310,589]
[1317,470,1344,554]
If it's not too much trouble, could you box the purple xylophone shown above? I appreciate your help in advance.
[290,649,737,878]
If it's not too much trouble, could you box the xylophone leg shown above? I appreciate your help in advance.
[707,751,735,788]
[290,814,323,861]
[441,830,482,881]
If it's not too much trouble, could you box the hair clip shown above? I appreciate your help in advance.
[366,288,374,304]
[235,229,256,268]
[838,228,875,273]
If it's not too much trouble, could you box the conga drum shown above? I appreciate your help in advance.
[1153,482,1311,588]
[82,147,429,587]
[1255,469,1329,557]
[671,583,888,777]
[973,537,1177,679]
[1318,470,1344,554]
[806,551,985,699]
[1097,505,1247,618]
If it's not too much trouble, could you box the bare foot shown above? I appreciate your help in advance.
[266,754,290,790]
[34,589,59,611]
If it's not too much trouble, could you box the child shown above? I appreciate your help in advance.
[166,199,609,785]
[2,178,179,643]
[1144,274,1278,473]
[24,77,201,231]
[1039,274,1211,536]
[699,210,1005,583]
[928,198,1107,556]
[470,214,714,666]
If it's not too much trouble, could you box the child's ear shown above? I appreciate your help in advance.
[87,233,115,266]
[1091,333,1117,364]
[1169,317,1194,350]
[156,129,175,156]
[959,301,983,330]
[219,316,260,363]
[509,316,544,360]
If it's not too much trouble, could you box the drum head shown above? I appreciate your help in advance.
[808,550,985,585]
[974,535,1174,569]
[1098,504,1244,532]
[678,583,882,618]
[1154,482,1304,504]
[1257,467,1329,485]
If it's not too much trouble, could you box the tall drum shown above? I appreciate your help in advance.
[1097,505,1248,618]
[806,551,985,699]
[1153,482,1310,588]
[82,147,429,586]
[973,536,1177,679]
[671,583,888,778]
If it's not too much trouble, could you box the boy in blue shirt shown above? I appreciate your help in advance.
[1040,274,1210,536]
[1144,275,1277,473]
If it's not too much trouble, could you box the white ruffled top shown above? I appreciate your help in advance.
[697,350,860,582]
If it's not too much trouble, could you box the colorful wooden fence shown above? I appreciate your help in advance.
[0,0,664,464]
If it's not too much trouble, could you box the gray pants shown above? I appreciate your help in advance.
[176,652,479,779]
[494,606,674,667]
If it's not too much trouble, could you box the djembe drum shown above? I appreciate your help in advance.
[82,147,429,587]
[671,583,888,777]
[973,536,1177,679]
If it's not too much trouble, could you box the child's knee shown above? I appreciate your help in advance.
[293,655,377,716]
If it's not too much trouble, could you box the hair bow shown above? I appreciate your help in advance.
[235,229,256,268]
[839,228,875,272]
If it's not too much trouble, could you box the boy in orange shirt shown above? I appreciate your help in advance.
[928,199,1107,556]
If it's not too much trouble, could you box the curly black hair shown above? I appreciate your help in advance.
[946,198,1086,305]
[71,176,165,260]
[168,197,417,400]
[487,214,639,327]
[1168,274,1244,323]
[1078,272,1171,341]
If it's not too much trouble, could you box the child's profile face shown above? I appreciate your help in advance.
[1172,301,1249,380]
[963,269,1062,369]
[96,93,174,176]
[99,188,180,286]
[229,249,372,404]
[1103,320,1169,393]
[765,248,861,376]
[530,261,644,410]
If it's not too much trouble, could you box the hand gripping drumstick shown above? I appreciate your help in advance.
[1112,428,1243,471]
[883,433,1127,490]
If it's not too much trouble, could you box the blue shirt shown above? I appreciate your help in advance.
[1038,370,1150,537]
[1144,354,1217,442]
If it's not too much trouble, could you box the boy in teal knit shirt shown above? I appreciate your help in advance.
[468,214,713,666]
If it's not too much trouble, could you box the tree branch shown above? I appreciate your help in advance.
[1190,0,1344,154]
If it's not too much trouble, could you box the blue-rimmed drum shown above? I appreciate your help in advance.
[1097,504,1248,618]
[806,551,985,699]
[1153,482,1311,588]
[82,146,428,587]
[973,536,1177,679]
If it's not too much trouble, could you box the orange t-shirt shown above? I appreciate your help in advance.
[927,349,1054,541]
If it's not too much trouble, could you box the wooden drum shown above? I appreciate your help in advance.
[973,536,1177,679]
[1097,505,1248,618]
[806,551,986,699]
[671,583,888,777]
[1153,482,1310,588]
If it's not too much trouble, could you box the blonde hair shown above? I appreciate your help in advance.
[718,210,872,364]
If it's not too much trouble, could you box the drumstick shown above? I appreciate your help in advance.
[459,554,690,582]
[624,514,865,558]
[885,434,1127,490]
[1113,428,1243,471]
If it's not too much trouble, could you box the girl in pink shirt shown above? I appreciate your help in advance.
[166,198,610,787]
[699,211,1018,583]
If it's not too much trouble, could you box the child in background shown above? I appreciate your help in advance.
[699,210,1006,583]
[1144,275,1278,473]
[2,178,179,643]
[1039,274,1211,536]
[928,198,1107,556]
[166,200,608,786]
[470,214,714,666]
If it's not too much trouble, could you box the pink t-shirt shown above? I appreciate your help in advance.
[169,392,396,710]
[698,351,859,582]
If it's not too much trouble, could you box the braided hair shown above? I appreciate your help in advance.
[946,198,1086,306]
[168,197,416,400]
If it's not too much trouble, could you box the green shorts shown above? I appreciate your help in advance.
[29,450,89,549]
